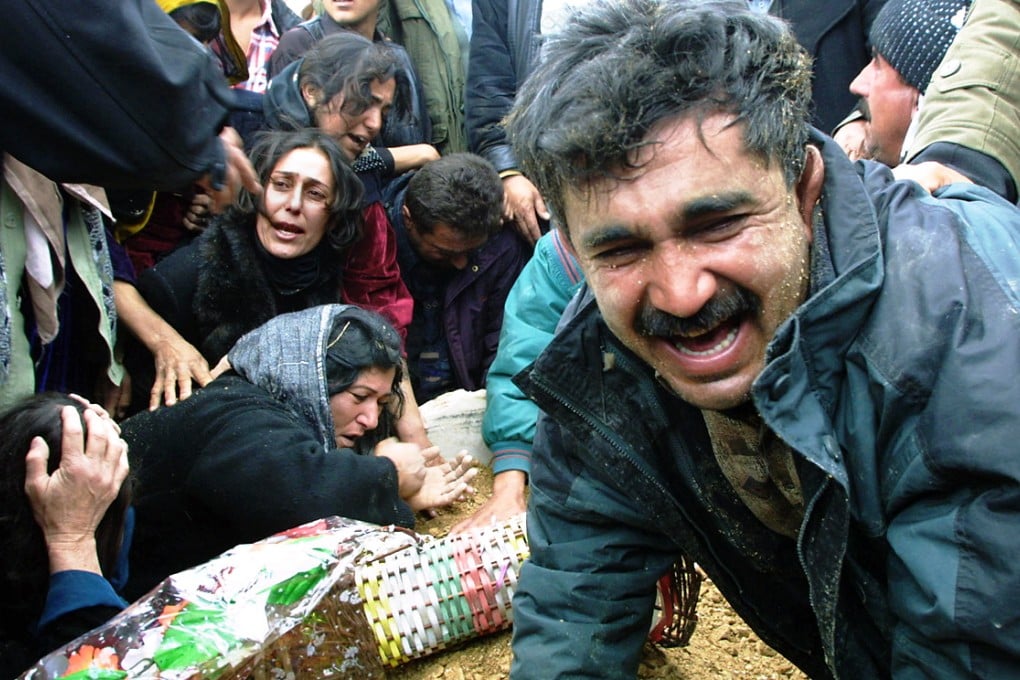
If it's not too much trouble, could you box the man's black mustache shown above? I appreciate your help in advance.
[638,288,759,336]
[857,97,871,122]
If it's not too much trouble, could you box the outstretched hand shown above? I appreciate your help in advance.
[23,405,129,575]
[450,469,526,534]
[149,333,212,410]
[406,449,478,513]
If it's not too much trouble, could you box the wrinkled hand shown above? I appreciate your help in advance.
[406,449,477,513]
[451,470,526,534]
[66,394,121,434]
[150,335,212,410]
[183,191,214,232]
[375,437,429,499]
[502,174,549,246]
[24,405,129,574]
[832,119,869,161]
[199,127,261,213]
[892,161,973,193]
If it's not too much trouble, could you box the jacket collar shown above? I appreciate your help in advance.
[753,130,886,486]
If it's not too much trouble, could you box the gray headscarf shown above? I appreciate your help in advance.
[228,305,350,451]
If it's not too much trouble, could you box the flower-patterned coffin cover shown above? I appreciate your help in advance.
[19,513,530,679]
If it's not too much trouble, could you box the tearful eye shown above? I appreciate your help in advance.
[306,188,330,203]
[591,242,646,265]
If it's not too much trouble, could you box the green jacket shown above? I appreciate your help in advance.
[908,0,1020,199]
[378,0,468,154]
[0,161,121,408]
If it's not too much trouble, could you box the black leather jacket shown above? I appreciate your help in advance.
[466,0,542,173]
[1,0,233,190]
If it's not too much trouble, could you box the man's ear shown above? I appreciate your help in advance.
[401,204,414,230]
[796,145,825,233]
[301,83,321,109]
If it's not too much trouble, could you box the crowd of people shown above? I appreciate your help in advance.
[1,0,1018,677]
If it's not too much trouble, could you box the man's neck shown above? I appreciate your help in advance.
[326,12,378,40]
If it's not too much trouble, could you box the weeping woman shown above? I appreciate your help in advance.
[120,305,477,600]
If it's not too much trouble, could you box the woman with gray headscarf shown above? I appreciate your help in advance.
[120,304,475,600]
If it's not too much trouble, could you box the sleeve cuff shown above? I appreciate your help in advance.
[37,571,128,631]
[375,146,396,176]
[490,442,532,476]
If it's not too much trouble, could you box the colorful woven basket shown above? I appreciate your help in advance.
[356,514,528,666]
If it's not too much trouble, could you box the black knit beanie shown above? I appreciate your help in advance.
[869,0,971,93]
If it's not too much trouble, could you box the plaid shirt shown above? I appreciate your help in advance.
[233,0,281,93]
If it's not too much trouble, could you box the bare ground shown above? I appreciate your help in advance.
[388,467,807,680]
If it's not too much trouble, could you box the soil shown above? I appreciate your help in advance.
[388,467,808,680]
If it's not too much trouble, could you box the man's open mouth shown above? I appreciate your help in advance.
[673,318,740,357]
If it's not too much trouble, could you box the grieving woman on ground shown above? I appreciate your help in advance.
[120,305,476,600]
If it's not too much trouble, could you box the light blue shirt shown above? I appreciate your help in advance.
[445,0,473,39]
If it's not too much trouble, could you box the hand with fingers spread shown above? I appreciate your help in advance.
[24,405,130,575]
[113,281,213,411]
[149,333,213,410]
[406,449,478,512]
[67,393,122,435]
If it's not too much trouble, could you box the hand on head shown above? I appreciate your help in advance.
[23,404,130,575]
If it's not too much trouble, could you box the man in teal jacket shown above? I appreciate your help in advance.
[453,230,583,532]
[505,0,1020,677]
